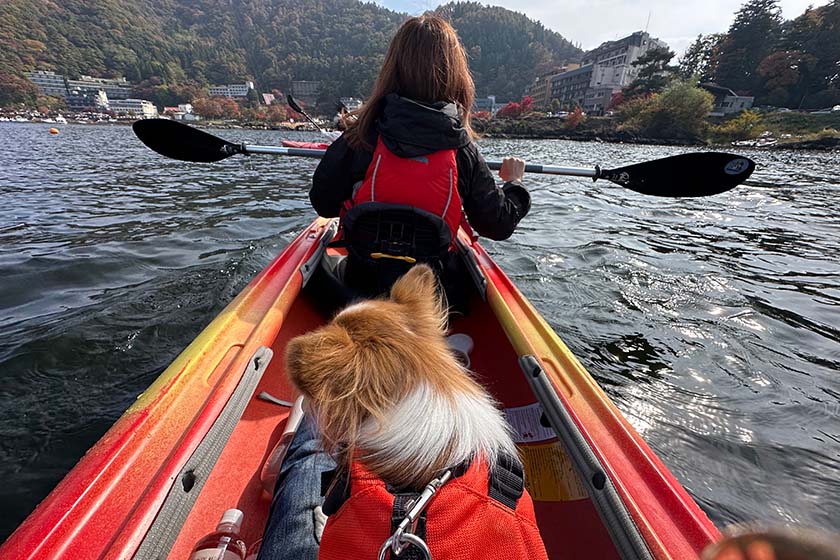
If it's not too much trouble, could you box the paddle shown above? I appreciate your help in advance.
[133,118,755,197]
[286,94,326,134]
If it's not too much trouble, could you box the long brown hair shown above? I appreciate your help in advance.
[345,13,476,149]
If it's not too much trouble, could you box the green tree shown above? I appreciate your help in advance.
[714,0,783,93]
[624,47,677,98]
[678,34,724,82]
[246,87,261,109]
[776,2,840,109]
[618,80,713,139]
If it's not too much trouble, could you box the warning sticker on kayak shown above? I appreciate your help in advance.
[503,403,556,443]
[519,441,588,502]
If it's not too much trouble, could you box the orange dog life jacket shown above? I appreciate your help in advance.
[318,455,549,560]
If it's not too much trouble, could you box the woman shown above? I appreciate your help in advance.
[309,13,529,301]
[259,14,530,559]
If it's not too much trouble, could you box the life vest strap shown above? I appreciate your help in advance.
[488,452,526,510]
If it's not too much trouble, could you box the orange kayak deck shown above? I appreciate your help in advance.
[1,218,719,559]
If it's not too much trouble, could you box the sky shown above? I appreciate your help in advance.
[376,0,831,57]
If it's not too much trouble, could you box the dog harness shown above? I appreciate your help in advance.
[318,454,549,560]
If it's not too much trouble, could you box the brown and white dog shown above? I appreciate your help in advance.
[284,264,517,489]
[283,264,548,559]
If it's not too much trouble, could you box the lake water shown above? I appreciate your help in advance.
[0,122,838,541]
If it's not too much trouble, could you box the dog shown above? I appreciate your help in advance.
[283,264,548,559]
[285,263,516,488]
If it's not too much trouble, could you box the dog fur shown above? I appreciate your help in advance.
[285,264,517,489]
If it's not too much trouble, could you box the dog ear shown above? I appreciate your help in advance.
[390,264,448,334]
[284,325,381,456]
[391,264,442,308]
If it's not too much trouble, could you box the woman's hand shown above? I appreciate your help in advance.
[499,157,526,183]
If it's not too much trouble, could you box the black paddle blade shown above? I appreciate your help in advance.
[132,119,244,162]
[286,94,305,115]
[598,152,755,197]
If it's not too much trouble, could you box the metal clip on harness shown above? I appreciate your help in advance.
[377,470,453,560]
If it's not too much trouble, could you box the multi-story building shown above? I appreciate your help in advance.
[291,81,320,107]
[66,75,132,100]
[110,99,158,118]
[25,71,68,97]
[65,88,110,112]
[550,65,594,110]
[26,71,134,101]
[526,64,581,110]
[548,31,669,114]
[209,82,255,98]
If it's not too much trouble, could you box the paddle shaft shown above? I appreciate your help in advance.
[241,144,598,178]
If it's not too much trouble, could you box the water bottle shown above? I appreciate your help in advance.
[188,509,247,560]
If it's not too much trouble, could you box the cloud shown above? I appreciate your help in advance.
[377,0,831,57]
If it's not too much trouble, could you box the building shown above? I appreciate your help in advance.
[339,97,363,111]
[699,83,755,116]
[25,71,134,101]
[209,82,255,98]
[66,75,132,100]
[291,81,320,106]
[163,103,199,121]
[261,93,277,105]
[550,65,594,110]
[65,88,110,112]
[472,95,499,115]
[526,65,580,110]
[548,31,669,114]
[25,70,68,97]
[110,99,158,118]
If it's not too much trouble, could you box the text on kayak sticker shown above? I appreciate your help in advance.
[503,402,557,443]
[519,441,588,502]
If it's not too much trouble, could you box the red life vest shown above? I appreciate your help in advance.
[318,457,549,560]
[349,137,464,243]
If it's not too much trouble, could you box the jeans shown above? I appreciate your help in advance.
[258,415,336,560]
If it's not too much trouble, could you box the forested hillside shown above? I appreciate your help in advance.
[0,0,582,104]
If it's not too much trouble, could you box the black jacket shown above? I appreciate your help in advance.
[310,94,530,241]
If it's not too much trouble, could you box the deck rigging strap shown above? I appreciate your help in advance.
[132,346,274,559]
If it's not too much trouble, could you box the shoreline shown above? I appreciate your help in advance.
[4,117,837,151]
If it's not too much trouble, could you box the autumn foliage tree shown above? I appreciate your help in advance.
[495,96,534,118]
[564,106,585,129]
[192,96,241,119]
[0,73,39,106]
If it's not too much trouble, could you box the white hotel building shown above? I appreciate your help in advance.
[208,81,255,98]
[109,99,159,118]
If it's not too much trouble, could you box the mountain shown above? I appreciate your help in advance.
[0,0,582,104]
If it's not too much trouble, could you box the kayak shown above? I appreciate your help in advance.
[281,140,331,149]
[1,218,719,559]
